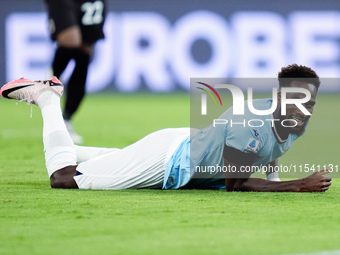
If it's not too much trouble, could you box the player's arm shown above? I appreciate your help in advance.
[266,159,281,181]
[224,146,332,192]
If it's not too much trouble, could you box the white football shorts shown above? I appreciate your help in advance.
[73,128,190,189]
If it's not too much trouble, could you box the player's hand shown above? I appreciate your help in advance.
[300,169,332,192]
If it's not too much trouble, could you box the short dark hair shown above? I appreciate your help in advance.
[278,64,320,89]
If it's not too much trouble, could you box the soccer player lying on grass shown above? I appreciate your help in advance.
[0,64,332,192]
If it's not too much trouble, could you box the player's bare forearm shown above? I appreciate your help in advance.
[229,173,331,192]
[229,178,305,192]
[224,159,332,192]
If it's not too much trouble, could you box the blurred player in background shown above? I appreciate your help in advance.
[45,0,106,144]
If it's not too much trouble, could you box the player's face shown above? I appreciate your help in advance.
[279,81,317,135]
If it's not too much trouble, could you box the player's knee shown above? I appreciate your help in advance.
[56,26,82,48]
[80,44,93,55]
[50,166,79,189]
[50,175,68,189]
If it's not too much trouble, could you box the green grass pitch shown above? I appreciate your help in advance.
[0,92,340,255]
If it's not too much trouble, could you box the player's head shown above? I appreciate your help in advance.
[277,64,320,136]
[278,64,320,89]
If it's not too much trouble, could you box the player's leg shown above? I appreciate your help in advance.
[61,43,91,144]
[62,43,91,122]
[73,128,190,190]
[74,145,120,163]
[0,77,78,189]
[2,78,189,190]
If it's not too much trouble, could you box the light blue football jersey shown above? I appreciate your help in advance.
[163,99,302,190]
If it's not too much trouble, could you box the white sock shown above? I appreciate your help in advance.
[74,145,120,163]
[38,91,77,177]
